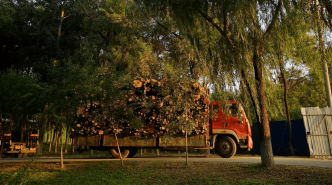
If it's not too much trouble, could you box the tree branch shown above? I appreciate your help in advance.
[196,8,236,50]
[155,20,183,40]
[263,0,283,41]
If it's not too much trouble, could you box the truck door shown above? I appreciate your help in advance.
[225,103,245,139]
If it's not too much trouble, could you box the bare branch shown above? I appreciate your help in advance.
[155,20,183,40]
[196,8,236,50]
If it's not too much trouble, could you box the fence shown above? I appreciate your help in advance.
[301,107,332,159]
[251,119,309,156]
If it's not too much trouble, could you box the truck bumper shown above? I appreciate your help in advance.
[247,135,253,149]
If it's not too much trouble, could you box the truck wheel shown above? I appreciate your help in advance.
[215,136,237,158]
[128,148,138,158]
[110,147,130,159]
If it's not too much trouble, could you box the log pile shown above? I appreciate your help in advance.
[72,78,209,137]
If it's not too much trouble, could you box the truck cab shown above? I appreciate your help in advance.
[210,101,253,158]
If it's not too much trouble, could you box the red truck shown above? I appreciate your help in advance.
[72,100,253,158]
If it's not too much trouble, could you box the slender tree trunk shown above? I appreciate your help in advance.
[60,124,64,168]
[65,126,69,154]
[185,127,188,165]
[279,62,295,156]
[253,49,274,168]
[47,124,50,144]
[49,127,52,152]
[316,0,332,107]
[38,127,45,155]
[54,129,58,154]
[20,121,24,142]
[114,133,123,166]
[241,70,261,125]
[71,138,74,154]
[52,127,56,146]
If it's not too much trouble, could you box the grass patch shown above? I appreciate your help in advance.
[1,161,331,185]
[246,163,262,173]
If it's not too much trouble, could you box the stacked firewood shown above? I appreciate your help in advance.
[72,78,209,136]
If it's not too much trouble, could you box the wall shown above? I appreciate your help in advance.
[251,119,310,156]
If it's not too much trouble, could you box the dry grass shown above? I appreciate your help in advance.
[1,161,331,185]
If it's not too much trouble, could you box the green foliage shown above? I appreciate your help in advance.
[1,0,332,133]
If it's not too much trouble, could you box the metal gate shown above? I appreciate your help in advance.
[301,107,332,159]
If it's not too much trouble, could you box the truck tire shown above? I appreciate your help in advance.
[110,147,130,159]
[215,136,237,158]
[128,148,138,158]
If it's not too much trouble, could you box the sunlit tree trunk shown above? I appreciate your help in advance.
[253,48,274,168]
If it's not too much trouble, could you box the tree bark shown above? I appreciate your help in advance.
[278,62,295,156]
[253,49,274,168]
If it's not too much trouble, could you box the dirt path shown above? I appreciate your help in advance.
[2,156,332,168]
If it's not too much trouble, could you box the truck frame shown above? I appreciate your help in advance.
[72,100,253,158]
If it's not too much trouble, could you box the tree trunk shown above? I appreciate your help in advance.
[47,124,50,144]
[185,127,188,165]
[20,122,24,142]
[60,124,64,169]
[38,127,45,155]
[114,133,123,166]
[316,0,332,107]
[279,62,295,156]
[64,126,69,154]
[253,50,274,168]
[54,129,58,154]
[52,127,56,146]
[48,128,52,152]
[71,138,74,154]
[241,70,261,125]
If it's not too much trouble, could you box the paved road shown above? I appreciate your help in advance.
[2,156,332,168]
